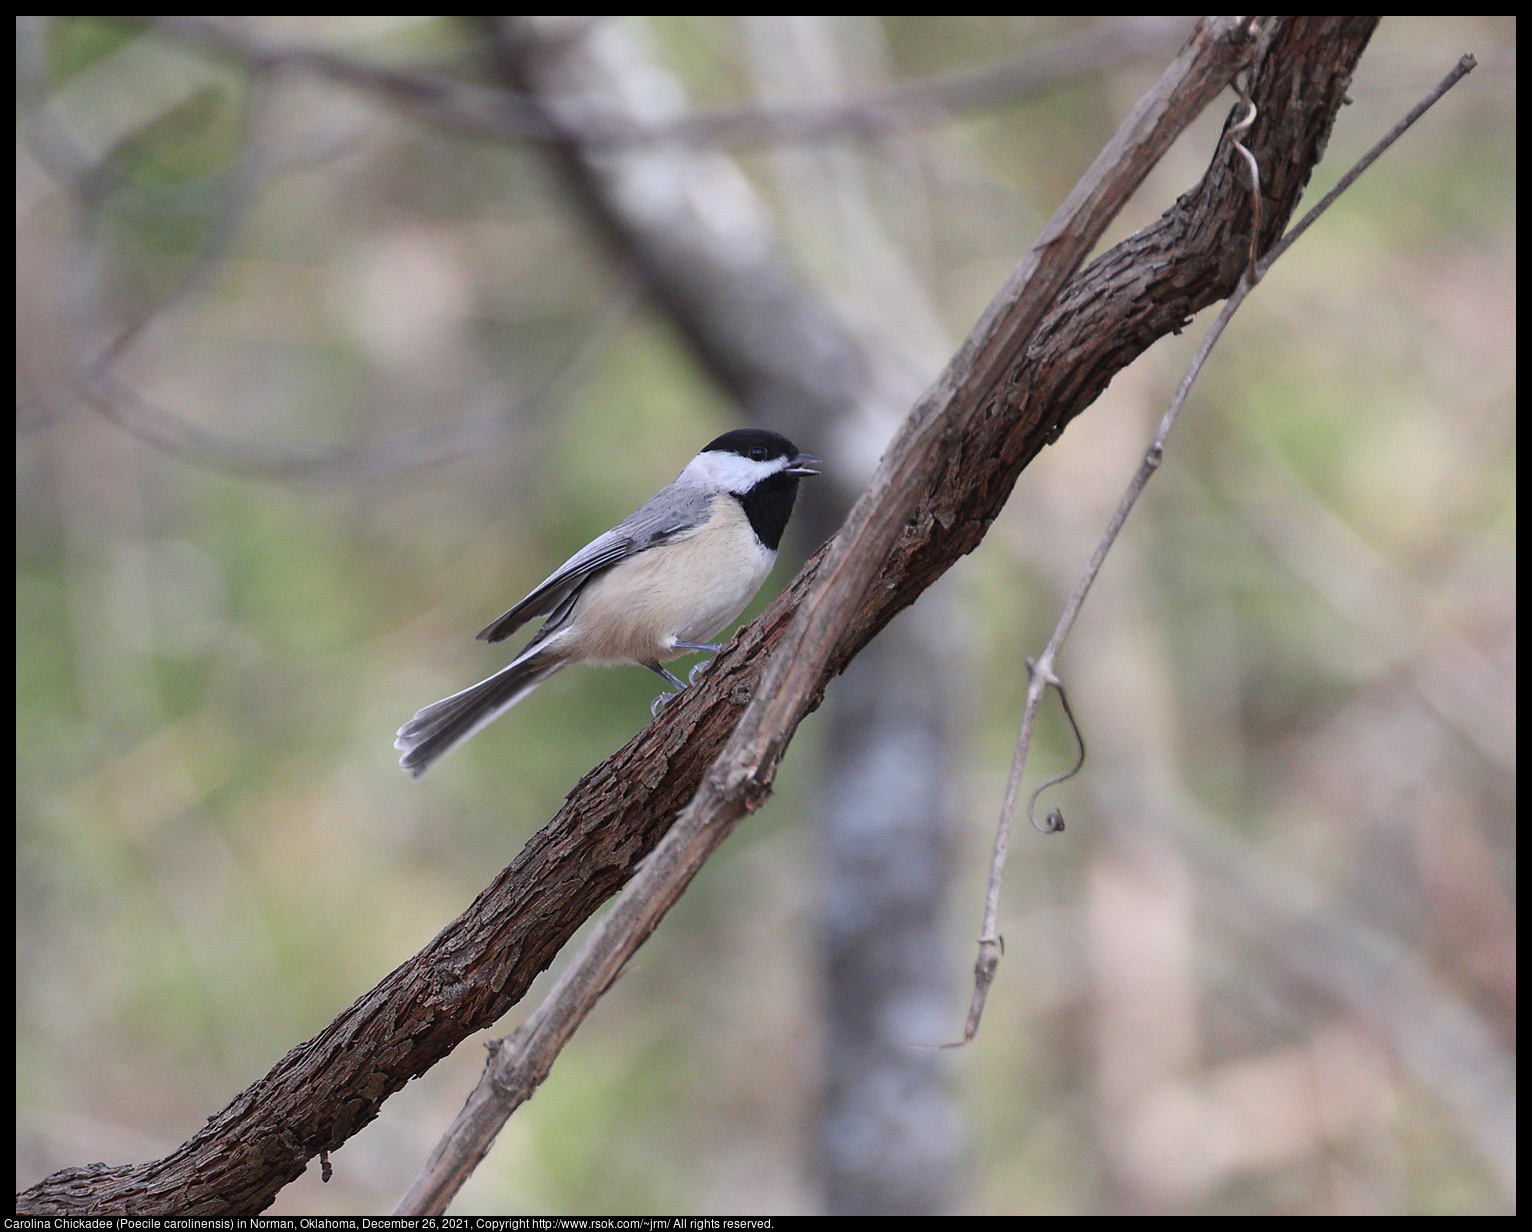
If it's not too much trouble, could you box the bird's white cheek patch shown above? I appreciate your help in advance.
[677,450,783,493]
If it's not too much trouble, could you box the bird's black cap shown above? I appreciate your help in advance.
[703,428,802,463]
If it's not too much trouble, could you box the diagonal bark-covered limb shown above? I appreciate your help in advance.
[17,16,1378,1216]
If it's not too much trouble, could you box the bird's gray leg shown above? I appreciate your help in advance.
[647,661,689,716]
[673,641,723,685]
[649,662,688,691]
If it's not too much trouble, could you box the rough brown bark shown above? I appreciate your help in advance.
[18,16,1377,1216]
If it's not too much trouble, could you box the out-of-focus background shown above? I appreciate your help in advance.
[16,16,1514,1216]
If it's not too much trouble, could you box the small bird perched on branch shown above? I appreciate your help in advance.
[397,428,820,777]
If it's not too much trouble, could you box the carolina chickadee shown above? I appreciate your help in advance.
[397,428,820,777]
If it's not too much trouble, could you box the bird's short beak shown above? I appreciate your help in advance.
[787,452,822,476]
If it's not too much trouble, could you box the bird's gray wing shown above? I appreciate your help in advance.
[476,484,713,644]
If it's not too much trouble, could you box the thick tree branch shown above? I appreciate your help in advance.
[18,16,1379,1216]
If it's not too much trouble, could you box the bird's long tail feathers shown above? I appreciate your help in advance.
[396,651,565,778]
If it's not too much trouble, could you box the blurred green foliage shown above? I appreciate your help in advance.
[16,16,1515,1216]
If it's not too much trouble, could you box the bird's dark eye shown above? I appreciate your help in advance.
[750,446,767,461]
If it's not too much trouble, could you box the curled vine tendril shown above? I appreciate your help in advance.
[1027,673,1086,835]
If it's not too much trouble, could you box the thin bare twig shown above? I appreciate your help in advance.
[943,50,1478,1048]
[1266,54,1480,271]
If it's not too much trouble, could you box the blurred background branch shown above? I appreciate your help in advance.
[148,15,1197,150]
